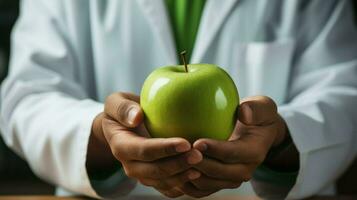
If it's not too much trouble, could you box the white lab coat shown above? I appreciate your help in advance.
[1,0,357,199]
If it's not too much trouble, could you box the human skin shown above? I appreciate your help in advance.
[87,93,299,198]
[185,96,299,197]
[87,92,203,197]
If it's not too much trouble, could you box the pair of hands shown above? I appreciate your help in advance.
[88,92,288,198]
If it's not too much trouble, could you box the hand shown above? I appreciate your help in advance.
[87,92,203,198]
[177,96,289,197]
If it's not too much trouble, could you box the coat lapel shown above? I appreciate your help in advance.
[136,0,178,64]
[191,0,239,63]
[136,0,240,64]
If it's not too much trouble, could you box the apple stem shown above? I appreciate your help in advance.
[180,50,188,73]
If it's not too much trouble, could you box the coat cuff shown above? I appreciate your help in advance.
[275,105,351,198]
[253,165,298,187]
[77,99,104,198]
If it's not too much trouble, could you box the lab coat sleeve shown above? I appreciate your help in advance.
[252,1,357,199]
[0,0,135,198]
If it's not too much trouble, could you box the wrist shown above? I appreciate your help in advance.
[91,112,108,145]
[264,114,299,172]
[272,114,289,147]
[86,112,117,175]
[263,115,292,166]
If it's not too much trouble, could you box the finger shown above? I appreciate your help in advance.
[191,174,241,191]
[138,169,201,190]
[239,96,278,126]
[106,126,191,161]
[124,149,202,179]
[104,92,143,127]
[193,138,265,164]
[177,182,217,198]
[193,157,252,182]
[101,115,151,143]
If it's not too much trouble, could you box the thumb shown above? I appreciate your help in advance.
[238,96,278,126]
[104,92,143,128]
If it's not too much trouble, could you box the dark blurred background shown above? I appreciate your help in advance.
[0,0,356,196]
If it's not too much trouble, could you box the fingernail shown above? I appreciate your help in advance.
[241,103,253,123]
[188,171,201,180]
[127,107,139,125]
[187,151,202,165]
[175,143,191,153]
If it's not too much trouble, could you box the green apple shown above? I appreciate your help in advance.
[140,53,239,142]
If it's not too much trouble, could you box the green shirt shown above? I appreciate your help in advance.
[165,0,206,63]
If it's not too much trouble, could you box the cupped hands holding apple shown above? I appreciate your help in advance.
[88,51,290,198]
[184,96,289,197]
[89,92,204,197]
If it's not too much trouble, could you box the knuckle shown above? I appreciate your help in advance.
[138,144,155,161]
[221,153,230,161]
[110,141,125,160]
[261,95,273,103]
[222,153,236,163]
[241,173,252,182]
[155,164,170,178]
[230,151,240,162]
[262,95,277,112]
[137,145,147,158]
[179,173,190,183]
[176,156,190,169]
[104,93,122,111]
[163,144,176,157]
[166,172,190,188]
[149,165,165,179]
[104,93,115,107]
[117,92,125,98]
[156,181,171,190]
[101,117,111,128]
[192,182,209,191]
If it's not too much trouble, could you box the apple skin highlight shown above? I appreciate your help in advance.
[140,64,239,143]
